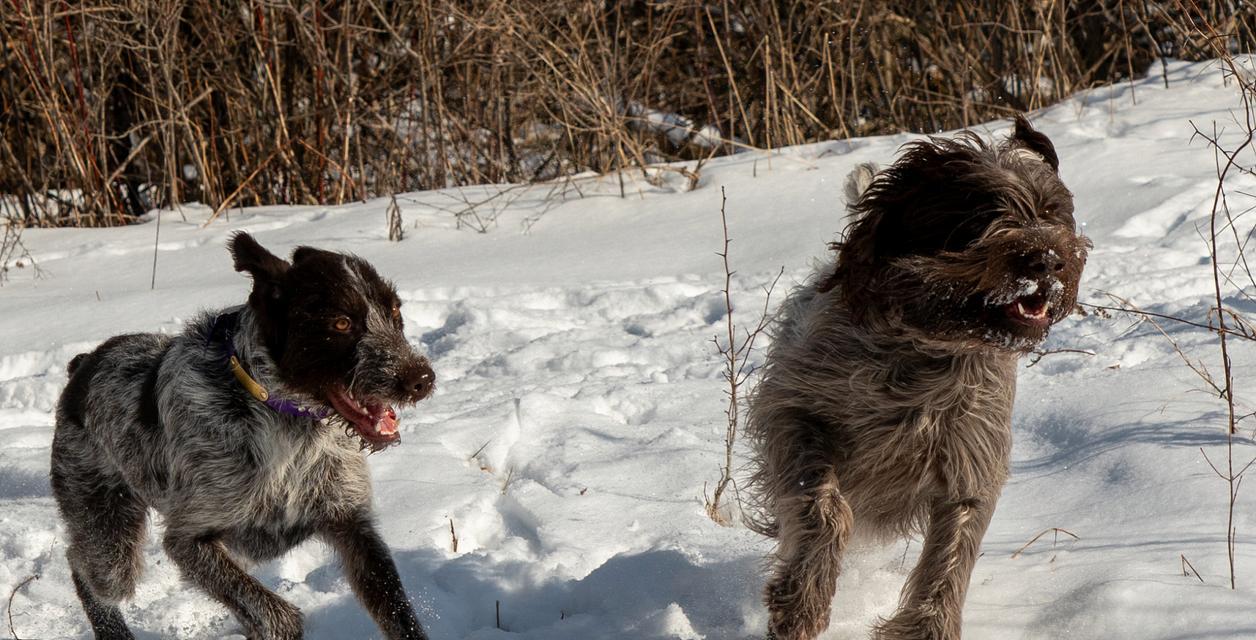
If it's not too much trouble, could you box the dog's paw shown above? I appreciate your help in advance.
[765,596,831,640]
[767,617,827,640]
[244,596,304,640]
[871,607,957,640]
[764,568,838,640]
[384,611,429,640]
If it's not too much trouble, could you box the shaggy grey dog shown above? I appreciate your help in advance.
[51,233,435,640]
[746,117,1090,640]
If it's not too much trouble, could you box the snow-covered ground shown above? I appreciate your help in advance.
[4,59,1256,639]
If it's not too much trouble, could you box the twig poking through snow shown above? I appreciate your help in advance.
[1181,554,1205,584]
[470,439,492,459]
[1010,527,1080,560]
[6,573,38,640]
[501,467,514,495]
[150,209,160,290]
[387,194,404,242]
[705,186,782,526]
[0,223,41,285]
[1026,348,1096,368]
[470,439,492,472]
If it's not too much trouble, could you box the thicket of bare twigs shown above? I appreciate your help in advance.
[1162,42,1256,591]
[3,0,1254,226]
[1079,10,1256,589]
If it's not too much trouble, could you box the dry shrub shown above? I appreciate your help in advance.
[1079,6,1256,589]
[2,1,1254,226]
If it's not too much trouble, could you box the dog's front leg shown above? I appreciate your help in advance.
[162,532,303,640]
[874,497,995,640]
[763,462,853,640]
[323,513,427,640]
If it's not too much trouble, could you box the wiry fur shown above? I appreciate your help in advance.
[51,234,434,640]
[746,117,1089,640]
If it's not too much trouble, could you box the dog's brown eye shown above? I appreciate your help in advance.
[391,305,401,321]
[332,317,352,333]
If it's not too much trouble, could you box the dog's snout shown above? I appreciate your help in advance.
[402,362,435,401]
[1025,251,1066,275]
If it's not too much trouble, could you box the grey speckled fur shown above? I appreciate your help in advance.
[745,117,1089,640]
[51,235,432,640]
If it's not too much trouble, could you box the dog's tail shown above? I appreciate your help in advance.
[843,161,879,208]
[67,353,88,377]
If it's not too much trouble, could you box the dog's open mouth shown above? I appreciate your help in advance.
[1005,292,1051,328]
[327,386,400,449]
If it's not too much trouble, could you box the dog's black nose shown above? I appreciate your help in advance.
[403,363,435,400]
[1026,252,1066,275]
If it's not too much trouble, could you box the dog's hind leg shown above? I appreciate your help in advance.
[70,572,135,640]
[323,512,427,640]
[762,453,852,640]
[873,497,994,640]
[161,529,303,640]
[51,432,147,640]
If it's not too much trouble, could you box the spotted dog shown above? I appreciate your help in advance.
[52,233,435,640]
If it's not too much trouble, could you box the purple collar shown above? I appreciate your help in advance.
[210,312,332,421]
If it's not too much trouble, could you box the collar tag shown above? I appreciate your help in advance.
[215,311,330,420]
[229,354,271,402]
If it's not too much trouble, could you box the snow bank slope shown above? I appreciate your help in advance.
[3,59,1256,639]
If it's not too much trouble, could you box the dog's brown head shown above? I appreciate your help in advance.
[229,232,434,449]
[827,116,1090,352]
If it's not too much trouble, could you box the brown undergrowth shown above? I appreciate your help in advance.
[3,1,1253,226]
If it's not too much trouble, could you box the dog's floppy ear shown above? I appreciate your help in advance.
[1009,115,1059,172]
[229,232,289,298]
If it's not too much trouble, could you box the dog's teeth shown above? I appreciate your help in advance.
[1015,299,1051,321]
